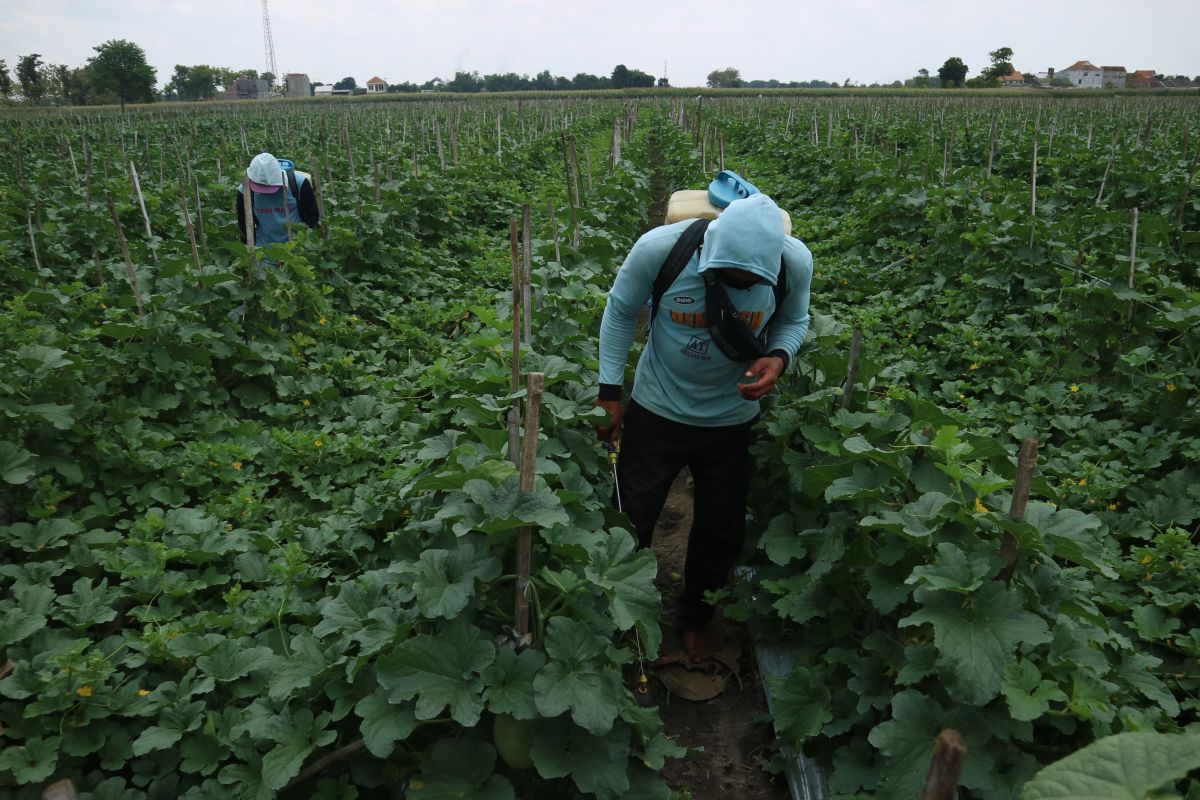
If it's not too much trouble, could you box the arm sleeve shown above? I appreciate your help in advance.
[298,179,319,228]
[598,229,676,394]
[766,239,813,360]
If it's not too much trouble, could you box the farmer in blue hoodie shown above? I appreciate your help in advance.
[597,192,812,657]
[235,152,320,245]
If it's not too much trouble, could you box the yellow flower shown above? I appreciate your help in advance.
[100,303,108,310]
[957,393,965,400]
[1108,503,1118,511]
[233,461,242,471]
[1078,479,1087,487]
[319,317,327,325]
[76,686,93,697]
[971,339,979,346]
[1140,555,1153,565]
[302,399,311,407]
[1069,384,1079,393]
[969,362,979,370]
[1166,383,1176,392]
[350,315,359,323]
[45,504,57,512]
[973,497,987,513]
[138,688,151,697]
[1087,498,1095,504]
[314,438,324,448]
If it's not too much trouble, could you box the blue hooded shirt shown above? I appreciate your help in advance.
[599,194,813,427]
[236,171,311,246]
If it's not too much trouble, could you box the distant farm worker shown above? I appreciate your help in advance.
[596,191,812,658]
[235,152,320,245]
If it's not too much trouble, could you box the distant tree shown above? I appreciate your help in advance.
[1023,72,1038,83]
[167,65,222,101]
[657,76,669,87]
[982,46,1014,81]
[17,53,44,101]
[706,67,742,88]
[611,64,631,89]
[908,68,936,88]
[533,70,557,90]
[0,60,11,99]
[88,40,156,111]
[420,78,443,91]
[626,68,655,88]
[938,57,968,88]
[333,76,357,91]
[388,82,419,93]
[484,72,529,92]
[555,75,572,90]
[260,71,275,87]
[572,73,610,90]
[445,71,482,92]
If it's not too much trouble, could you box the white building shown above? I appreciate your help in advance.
[286,73,312,96]
[366,76,387,93]
[1059,60,1104,88]
[1100,66,1127,88]
[314,84,333,96]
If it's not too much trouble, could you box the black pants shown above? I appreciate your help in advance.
[615,400,756,631]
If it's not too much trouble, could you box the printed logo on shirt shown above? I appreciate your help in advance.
[670,309,765,331]
[674,296,696,305]
[682,335,711,360]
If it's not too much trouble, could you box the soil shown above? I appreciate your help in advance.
[649,473,788,800]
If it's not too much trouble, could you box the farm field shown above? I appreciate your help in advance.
[0,93,1198,799]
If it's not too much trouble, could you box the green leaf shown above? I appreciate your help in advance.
[900,584,1052,705]
[482,646,546,720]
[770,668,833,746]
[0,441,36,484]
[268,633,334,700]
[534,617,625,735]
[377,617,495,726]
[22,402,75,430]
[409,739,514,800]
[0,735,60,783]
[355,689,417,758]
[132,724,186,756]
[584,531,662,659]
[907,542,997,593]
[261,740,314,791]
[1020,732,1200,799]
[758,513,808,566]
[261,709,336,790]
[1024,503,1116,578]
[408,544,501,619]
[1003,660,1068,722]
[530,715,631,800]
[867,690,944,800]
[195,641,279,682]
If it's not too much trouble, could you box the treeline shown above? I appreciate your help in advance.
[0,41,156,110]
[373,64,663,94]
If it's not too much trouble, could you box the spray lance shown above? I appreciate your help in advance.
[602,437,648,695]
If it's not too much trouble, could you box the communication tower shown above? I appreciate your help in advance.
[262,0,278,81]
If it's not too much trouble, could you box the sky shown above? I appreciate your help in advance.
[2,0,1197,88]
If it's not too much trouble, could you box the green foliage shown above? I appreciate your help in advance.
[87,39,157,109]
[1021,732,1200,798]
[938,56,969,87]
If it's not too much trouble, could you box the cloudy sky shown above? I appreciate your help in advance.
[2,0,1197,88]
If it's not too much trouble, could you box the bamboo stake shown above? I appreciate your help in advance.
[999,437,1038,582]
[920,730,968,800]
[1126,207,1139,333]
[841,328,863,410]
[1096,129,1117,205]
[547,200,562,263]
[514,371,546,639]
[129,162,157,265]
[1029,130,1039,248]
[985,115,997,180]
[176,169,202,277]
[92,250,104,286]
[435,117,446,174]
[508,218,522,464]
[106,196,144,317]
[26,207,42,272]
[522,203,533,339]
[192,173,206,251]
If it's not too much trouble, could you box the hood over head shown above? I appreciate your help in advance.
[697,194,785,285]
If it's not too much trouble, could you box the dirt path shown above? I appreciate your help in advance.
[651,473,788,800]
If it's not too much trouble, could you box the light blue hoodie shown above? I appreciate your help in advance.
[599,194,813,427]
[236,171,310,246]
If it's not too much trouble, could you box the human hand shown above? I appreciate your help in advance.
[737,356,785,400]
[595,399,623,442]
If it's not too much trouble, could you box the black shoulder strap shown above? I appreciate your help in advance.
[773,254,788,311]
[651,219,710,324]
[285,168,299,200]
